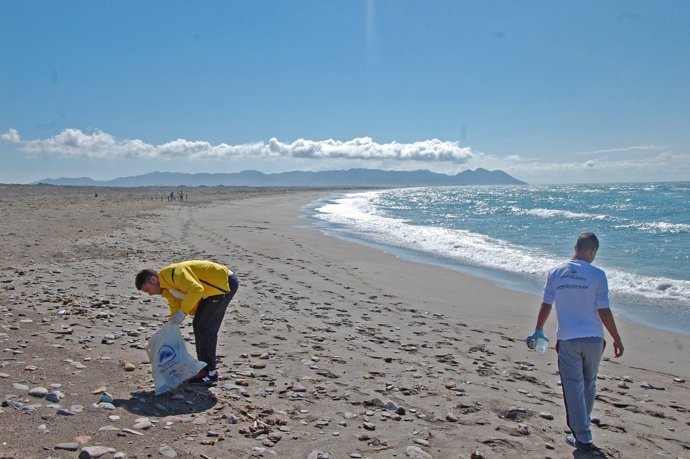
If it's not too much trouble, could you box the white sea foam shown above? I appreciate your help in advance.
[514,207,608,220]
[628,221,690,234]
[312,191,690,307]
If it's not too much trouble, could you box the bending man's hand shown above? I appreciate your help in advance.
[170,311,186,325]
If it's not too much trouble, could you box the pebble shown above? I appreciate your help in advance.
[2,399,25,410]
[406,445,433,458]
[383,400,398,411]
[292,382,307,392]
[98,426,119,432]
[102,334,115,344]
[79,446,116,458]
[74,435,92,446]
[46,391,62,402]
[54,442,80,451]
[539,411,554,420]
[159,444,178,458]
[133,419,153,430]
[28,386,49,397]
[364,397,384,407]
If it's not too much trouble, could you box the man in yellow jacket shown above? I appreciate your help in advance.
[135,260,239,384]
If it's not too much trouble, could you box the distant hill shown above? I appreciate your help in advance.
[34,168,526,187]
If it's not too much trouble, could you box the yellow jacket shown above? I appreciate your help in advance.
[158,260,231,317]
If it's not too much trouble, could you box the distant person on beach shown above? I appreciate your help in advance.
[526,232,623,455]
[135,260,239,385]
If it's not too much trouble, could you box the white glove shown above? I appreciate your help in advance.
[170,311,186,325]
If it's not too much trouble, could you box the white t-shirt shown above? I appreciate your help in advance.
[543,259,609,340]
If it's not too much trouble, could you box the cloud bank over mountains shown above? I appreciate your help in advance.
[3,128,688,184]
[2,128,475,163]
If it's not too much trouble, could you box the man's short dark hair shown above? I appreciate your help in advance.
[576,232,599,252]
[135,269,158,290]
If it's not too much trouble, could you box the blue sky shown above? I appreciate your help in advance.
[1,1,689,184]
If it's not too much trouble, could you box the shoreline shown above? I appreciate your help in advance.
[303,190,690,339]
[285,190,689,376]
[1,186,688,458]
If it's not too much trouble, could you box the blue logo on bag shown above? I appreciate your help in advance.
[158,345,177,366]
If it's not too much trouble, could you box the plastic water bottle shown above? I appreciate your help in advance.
[535,337,548,355]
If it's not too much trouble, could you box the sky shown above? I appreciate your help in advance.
[1,1,689,185]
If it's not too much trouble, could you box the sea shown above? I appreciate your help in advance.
[305,182,690,336]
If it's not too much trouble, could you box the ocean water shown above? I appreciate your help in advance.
[306,182,690,336]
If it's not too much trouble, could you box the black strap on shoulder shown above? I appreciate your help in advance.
[199,278,230,294]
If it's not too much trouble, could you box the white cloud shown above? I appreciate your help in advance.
[20,129,158,159]
[499,151,690,184]
[266,137,473,162]
[13,128,476,163]
[7,127,687,184]
[1,128,20,143]
[573,145,662,156]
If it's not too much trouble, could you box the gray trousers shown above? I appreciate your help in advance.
[557,337,604,444]
[192,273,239,371]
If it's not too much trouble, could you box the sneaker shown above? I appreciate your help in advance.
[189,369,220,385]
[565,434,604,456]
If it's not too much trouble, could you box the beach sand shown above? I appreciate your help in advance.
[0,184,688,459]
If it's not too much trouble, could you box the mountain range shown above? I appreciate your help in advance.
[34,168,526,188]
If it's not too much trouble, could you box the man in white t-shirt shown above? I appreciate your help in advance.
[527,232,624,455]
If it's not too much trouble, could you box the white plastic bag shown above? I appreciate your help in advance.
[145,322,206,395]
